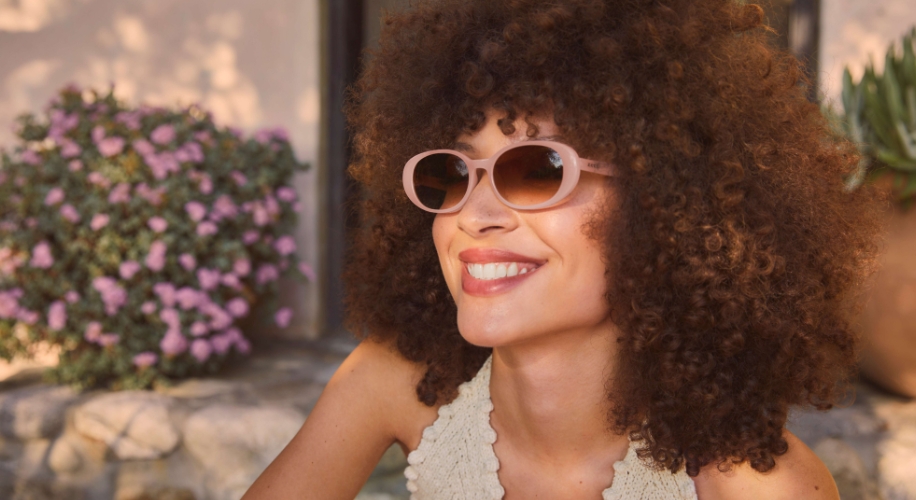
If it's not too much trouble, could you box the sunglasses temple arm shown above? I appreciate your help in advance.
[579,159,616,177]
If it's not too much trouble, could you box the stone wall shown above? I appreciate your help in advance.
[0,0,322,338]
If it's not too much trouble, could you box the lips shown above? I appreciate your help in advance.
[458,248,544,296]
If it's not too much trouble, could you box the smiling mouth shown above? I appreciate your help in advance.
[465,262,541,280]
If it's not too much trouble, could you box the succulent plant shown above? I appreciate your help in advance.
[841,27,916,204]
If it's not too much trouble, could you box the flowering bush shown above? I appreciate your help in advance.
[0,86,311,389]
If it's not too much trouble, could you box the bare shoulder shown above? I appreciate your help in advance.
[328,339,439,447]
[692,430,838,500]
[241,339,436,499]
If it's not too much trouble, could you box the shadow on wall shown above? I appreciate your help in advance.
[0,0,320,147]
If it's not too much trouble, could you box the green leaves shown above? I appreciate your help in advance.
[840,27,916,203]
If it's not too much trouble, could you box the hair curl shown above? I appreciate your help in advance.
[343,0,889,477]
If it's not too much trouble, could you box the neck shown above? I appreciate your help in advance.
[488,320,628,464]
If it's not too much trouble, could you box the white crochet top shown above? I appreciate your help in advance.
[404,356,698,499]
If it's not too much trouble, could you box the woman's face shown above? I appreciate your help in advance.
[432,111,619,348]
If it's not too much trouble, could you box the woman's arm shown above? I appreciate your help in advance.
[692,430,839,500]
[242,339,433,500]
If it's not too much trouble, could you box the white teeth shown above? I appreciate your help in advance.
[466,262,536,280]
[507,262,518,277]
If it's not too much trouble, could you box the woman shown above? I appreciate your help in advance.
[244,0,887,498]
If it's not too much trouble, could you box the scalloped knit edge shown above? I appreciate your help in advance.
[405,356,504,499]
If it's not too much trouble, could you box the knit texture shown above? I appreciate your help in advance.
[404,356,698,499]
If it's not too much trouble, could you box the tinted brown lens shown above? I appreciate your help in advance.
[493,146,564,206]
[413,153,469,210]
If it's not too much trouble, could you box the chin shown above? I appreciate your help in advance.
[456,314,528,348]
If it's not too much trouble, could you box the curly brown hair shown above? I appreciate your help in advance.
[343,0,888,477]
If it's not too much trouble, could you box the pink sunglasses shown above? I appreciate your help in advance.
[402,140,615,213]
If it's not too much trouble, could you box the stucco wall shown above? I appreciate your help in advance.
[0,0,322,338]
[820,0,916,109]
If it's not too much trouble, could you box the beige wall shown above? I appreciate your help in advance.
[820,0,916,109]
[0,0,322,338]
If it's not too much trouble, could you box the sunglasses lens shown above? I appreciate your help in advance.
[412,153,469,210]
[493,146,564,206]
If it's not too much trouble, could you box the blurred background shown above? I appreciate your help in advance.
[0,0,913,499]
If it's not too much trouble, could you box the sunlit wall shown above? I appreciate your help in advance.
[0,0,322,338]
[820,0,916,108]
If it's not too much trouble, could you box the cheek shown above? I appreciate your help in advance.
[432,215,459,292]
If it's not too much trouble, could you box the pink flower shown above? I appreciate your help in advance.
[97,137,126,157]
[108,183,131,204]
[212,195,238,219]
[185,202,207,222]
[235,337,252,354]
[298,262,316,281]
[98,333,120,347]
[175,142,204,163]
[256,264,279,285]
[276,186,297,203]
[159,307,180,328]
[242,231,259,245]
[87,172,111,188]
[92,276,127,315]
[194,130,212,143]
[233,258,250,277]
[91,125,106,143]
[145,240,167,271]
[226,298,249,318]
[60,204,80,223]
[141,301,157,314]
[30,242,54,268]
[47,301,67,331]
[135,183,166,206]
[119,260,141,279]
[190,338,212,363]
[64,291,80,303]
[44,187,65,206]
[274,307,293,328]
[144,152,180,179]
[231,171,247,186]
[175,287,202,310]
[132,139,155,156]
[160,329,188,356]
[179,253,197,271]
[210,333,232,355]
[68,160,83,172]
[133,351,158,369]
[196,221,218,237]
[252,204,270,226]
[84,322,102,342]
[148,216,168,232]
[60,140,82,158]
[220,273,240,288]
[198,175,213,195]
[17,309,39,324]
[20,150,41,165]
[0,291,20,319]
[150,124,176,145]
[153,282,177,307]
[115,111,141,130]
[197,268,221,291]
[190,321,209,337]
[264,195,281,217]
[90,214,109,231]
[203,302,233,330]
[274,236,297,256]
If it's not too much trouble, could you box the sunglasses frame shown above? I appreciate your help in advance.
[402,140,615,214]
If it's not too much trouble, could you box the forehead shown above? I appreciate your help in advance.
[453,113,563,155]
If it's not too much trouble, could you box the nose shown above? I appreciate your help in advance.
[455,169,519,237]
